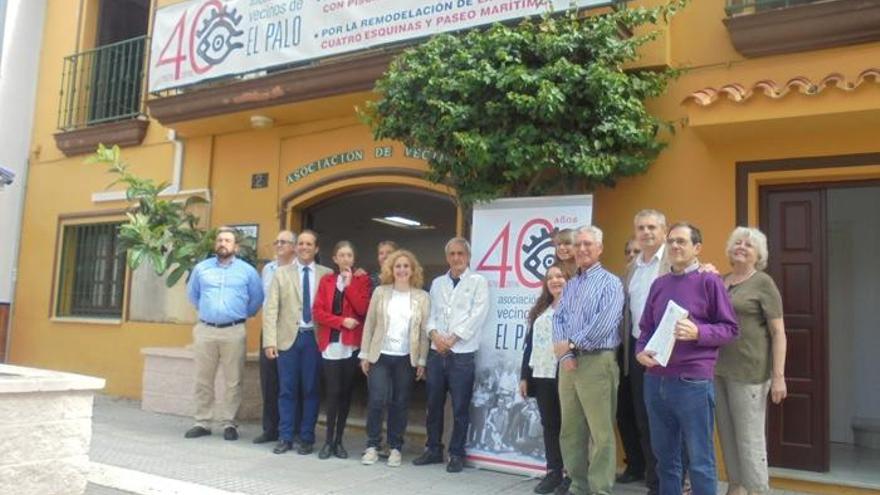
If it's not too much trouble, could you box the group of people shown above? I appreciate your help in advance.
[515,211,787,495]
[184,207,788,495]
[185,227,489,474]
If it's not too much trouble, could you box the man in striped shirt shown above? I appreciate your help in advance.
[553,225,625,495]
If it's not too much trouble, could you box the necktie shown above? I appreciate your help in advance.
[302,266,311,324]
[451,276,460,288]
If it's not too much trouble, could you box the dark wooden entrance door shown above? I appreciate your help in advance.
[760,187,829,472]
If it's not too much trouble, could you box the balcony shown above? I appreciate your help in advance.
[724,0,880,57]
[54,36,150,156]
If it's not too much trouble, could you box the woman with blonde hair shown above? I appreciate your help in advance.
[359,249,430,467]
[716,227,787,495]
[553,229,577,278]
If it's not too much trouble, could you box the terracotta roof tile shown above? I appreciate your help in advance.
[682,68,880,107]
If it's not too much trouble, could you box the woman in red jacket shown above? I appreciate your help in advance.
[313,240,370,459]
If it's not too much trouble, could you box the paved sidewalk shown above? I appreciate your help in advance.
[85,396,808,495]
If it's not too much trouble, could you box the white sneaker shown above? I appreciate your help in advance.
[361,447,379,465]
[387,448,402,467]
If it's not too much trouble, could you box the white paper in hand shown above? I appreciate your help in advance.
[644,300,689,367]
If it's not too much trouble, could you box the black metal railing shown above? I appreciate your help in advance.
[726,0,826,16]
[57,35,148,130]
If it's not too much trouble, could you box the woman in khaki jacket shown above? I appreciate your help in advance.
[359,249,430,467]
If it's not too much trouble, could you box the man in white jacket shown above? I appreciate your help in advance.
[412,237,489,473]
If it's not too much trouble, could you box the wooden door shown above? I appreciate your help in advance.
[760,187,829,472]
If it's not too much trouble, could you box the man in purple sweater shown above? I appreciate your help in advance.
[636,222,738,495]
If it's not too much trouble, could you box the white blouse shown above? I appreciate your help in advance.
[381,290,412,356]
[529,307,557,379]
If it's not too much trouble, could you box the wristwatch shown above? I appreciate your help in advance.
[568,339,576,351]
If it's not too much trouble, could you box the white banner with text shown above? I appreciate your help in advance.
[468,195,592,475]
[149,0,610,92]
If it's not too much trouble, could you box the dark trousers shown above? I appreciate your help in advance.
[367,353,415,450]
[617,346,645,475]
[425,350,475,457]
[631,336,659,491]
[259,332,280,437]
[278,331,321,444]
[533,377,564,472]
[321,352,358,444]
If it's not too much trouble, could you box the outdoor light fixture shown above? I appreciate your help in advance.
[372,215,435,230]
[250,115,274,129]
[0,166,14,189]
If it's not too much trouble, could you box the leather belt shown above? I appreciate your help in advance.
[200,319,246,328]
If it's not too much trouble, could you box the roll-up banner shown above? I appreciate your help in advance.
[148,0,611,92]
[468,195,592,475]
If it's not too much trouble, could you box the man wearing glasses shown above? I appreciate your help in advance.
[253,230,296,445]
[636,223,738,495]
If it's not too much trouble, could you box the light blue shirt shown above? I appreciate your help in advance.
[187,256,264,324]
[261,260,279,309]
[295,260,318,327]
[553,262,624,361]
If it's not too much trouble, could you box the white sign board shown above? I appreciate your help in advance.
[468,195,592,475]
[149,0,611,92]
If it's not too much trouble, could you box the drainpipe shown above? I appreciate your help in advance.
[92,130,211,203]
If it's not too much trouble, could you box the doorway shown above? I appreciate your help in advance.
[298,185,459,430]
[301,186,458,285]
[760,182,880,486]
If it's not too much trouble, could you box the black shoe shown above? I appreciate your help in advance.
[412,450,444,466]
[318,443,334,459]
[184,426,211,439]
[297,442,314,455]
[554,476,572,495]
[334,442,348,459]
[446,455,464,473]
[273,440,293,454]
[615,470,645,484]
[252,432,278,444]
[534,470,563,494]
[223,427,239,441]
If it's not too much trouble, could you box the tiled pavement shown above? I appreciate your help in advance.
[85,396,813,495]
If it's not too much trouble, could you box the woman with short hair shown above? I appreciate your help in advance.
[359,249,430,467]
[313,240,371,459]
[716,227,788,495]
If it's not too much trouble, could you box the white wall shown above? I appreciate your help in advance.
[828,186,880,444]
[0,0,46,304]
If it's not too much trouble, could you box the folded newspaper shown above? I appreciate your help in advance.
[644,300,689,367]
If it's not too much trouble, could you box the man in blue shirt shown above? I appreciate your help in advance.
[552,226,624,495]
[185,227,263,441]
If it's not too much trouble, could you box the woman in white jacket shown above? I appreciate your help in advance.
[359,249,430,467]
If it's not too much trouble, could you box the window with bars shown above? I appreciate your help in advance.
[56,222,126,318]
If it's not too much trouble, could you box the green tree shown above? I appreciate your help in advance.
[362,2,686,205]
[88,144,256,287]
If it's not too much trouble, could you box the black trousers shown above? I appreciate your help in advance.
[533,377,564,472]
[630,336,659,491]
[321,352,358,443]
[259,333,280,437]
[617,346,646,475]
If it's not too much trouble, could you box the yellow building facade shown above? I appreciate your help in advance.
[7,0,880,491]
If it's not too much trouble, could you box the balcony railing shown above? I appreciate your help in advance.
[57,36,148,131]
[726,0,823,16]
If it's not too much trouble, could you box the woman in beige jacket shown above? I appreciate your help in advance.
[359,249,430,467]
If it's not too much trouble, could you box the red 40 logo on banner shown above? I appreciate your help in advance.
[156,0,244,80]
[477,219,557,289]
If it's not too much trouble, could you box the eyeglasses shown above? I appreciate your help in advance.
[666,237,692,246]
[273,240,293,246]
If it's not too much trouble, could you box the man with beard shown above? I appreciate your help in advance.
[185,227,264,441]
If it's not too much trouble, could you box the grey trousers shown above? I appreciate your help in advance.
[715,375,772,494]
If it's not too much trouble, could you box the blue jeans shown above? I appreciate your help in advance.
[277,331,321,444]
[366,353,414,450]
[644,374,717,495]
[425,350,475,457]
